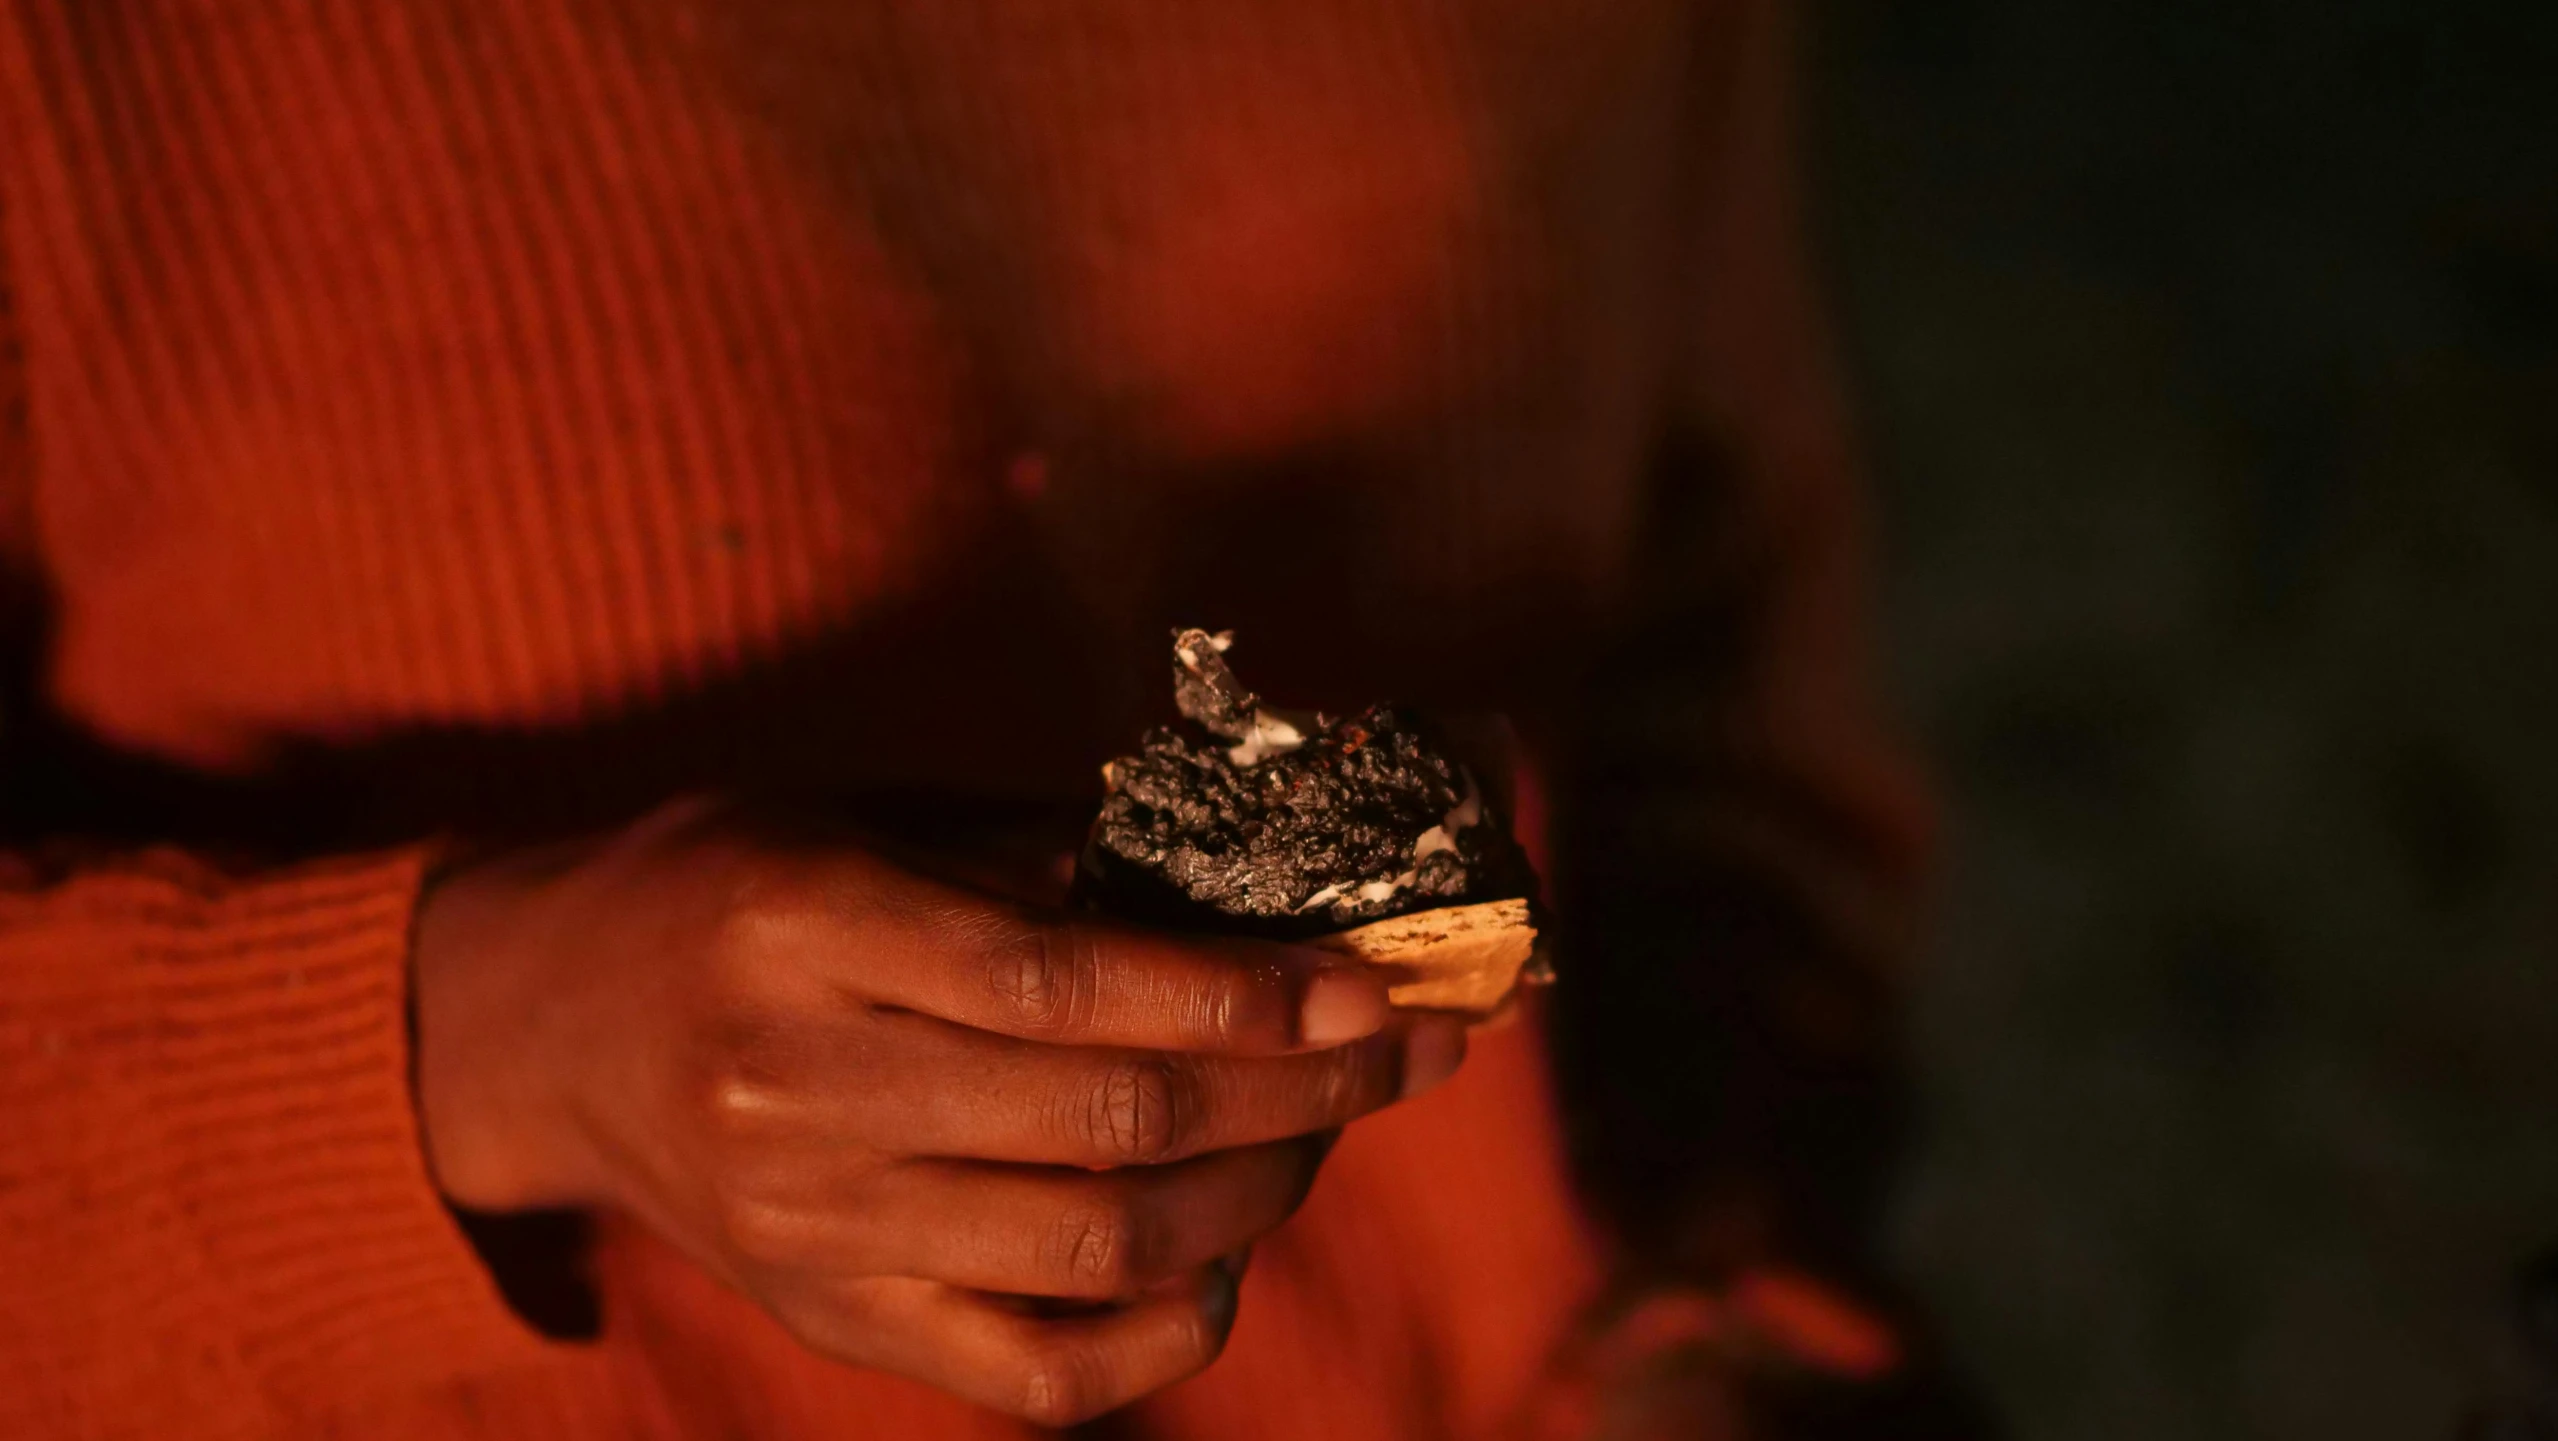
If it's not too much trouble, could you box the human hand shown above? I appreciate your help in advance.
[412,798,1466,1423]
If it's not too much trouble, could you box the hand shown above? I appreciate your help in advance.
[412,798,1466,1424]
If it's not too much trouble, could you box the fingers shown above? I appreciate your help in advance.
[786,859,1392,1054]
[841,1012,1468,1167]
[866,1139,1319,1299]
[782,1267,1242,1427]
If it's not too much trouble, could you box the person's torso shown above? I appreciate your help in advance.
[0,0,1701,830]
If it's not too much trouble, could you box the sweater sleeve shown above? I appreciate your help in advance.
[0,849,559,1432]
[0,151,552,1437]
[1543,0,1932,1286]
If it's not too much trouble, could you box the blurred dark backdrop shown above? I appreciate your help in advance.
[1807,1,2558,1437]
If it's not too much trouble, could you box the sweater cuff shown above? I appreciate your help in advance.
[131,847,555,1401]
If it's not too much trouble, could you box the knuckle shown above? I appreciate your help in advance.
[711,1190,809,1267]
[691,1053,790,1148]
[771,1289,867,1365]
[1048,1196,1151,1294]
[685,1005,849,1153]
[708,867,808,970]
[985,920,1092,1037]
[695,1071,763,1144]
[983,924,1057,1028]
[1084,1056,1190,1165]
[702,878,835,1015]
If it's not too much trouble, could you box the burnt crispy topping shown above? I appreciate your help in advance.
[1077,631,1533,937]
[1169,628,1259,740]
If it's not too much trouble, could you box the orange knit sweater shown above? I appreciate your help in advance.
[0,2,1927,1437]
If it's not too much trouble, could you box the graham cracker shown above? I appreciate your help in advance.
[1305,897,1544,1017]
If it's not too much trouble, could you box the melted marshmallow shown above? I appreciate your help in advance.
[1226,711,1307,767]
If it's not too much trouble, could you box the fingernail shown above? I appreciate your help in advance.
[1400,1017,1469,1100]
[1299,968,1390,1047]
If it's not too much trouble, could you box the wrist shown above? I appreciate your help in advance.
[411,852,597,1213]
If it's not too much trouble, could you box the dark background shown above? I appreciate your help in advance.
[1807,1,2558,1437]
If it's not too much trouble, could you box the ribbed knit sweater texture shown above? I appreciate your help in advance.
[0,1,1923,1437]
